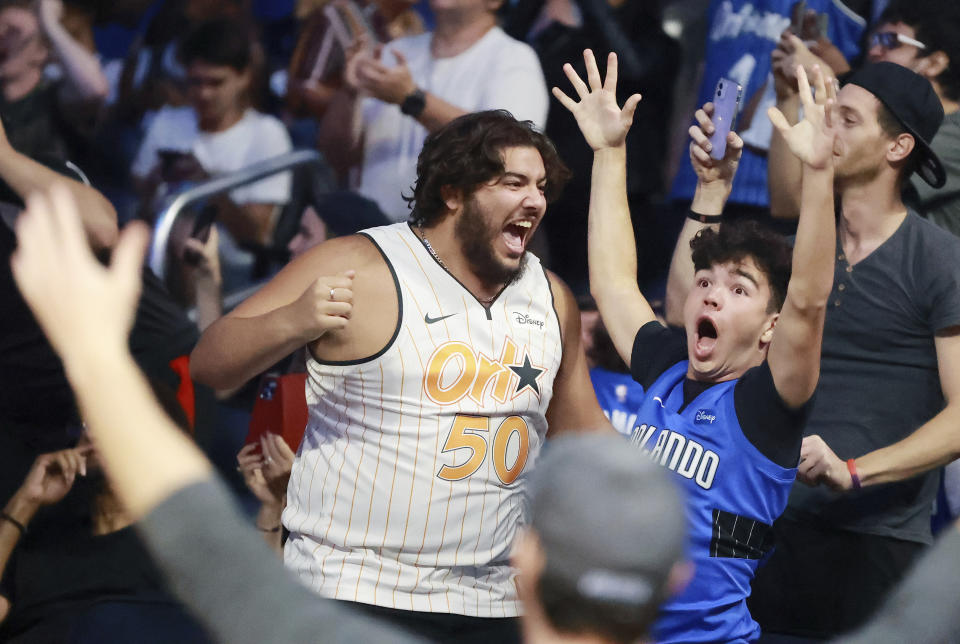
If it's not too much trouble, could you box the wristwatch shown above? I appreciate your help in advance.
[400,88,427,118]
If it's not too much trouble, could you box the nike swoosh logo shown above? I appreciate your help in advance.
[425,312,457,324]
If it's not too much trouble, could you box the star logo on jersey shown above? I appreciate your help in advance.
[423,338,550,406]
[509,352,544,397]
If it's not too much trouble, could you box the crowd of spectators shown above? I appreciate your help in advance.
[3,0,960,642]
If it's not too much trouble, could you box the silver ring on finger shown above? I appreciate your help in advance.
[329,288,336,301]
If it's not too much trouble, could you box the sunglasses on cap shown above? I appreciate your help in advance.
[869,31,926,51]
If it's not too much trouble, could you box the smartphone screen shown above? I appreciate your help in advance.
[190,204,217,243]
[708,79,742,161]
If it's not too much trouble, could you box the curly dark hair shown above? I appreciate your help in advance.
[405,110,571,226]
[689,220,792,313]
[880,0,960,101]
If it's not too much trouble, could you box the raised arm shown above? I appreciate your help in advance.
[765,64,837,409]
[553,50,646,367]
[315,39,370,184]
[38,0,109,104]
[10,188,211,517]
[0,120,116,251]
[768,32,803,220]
[664,104,743,326]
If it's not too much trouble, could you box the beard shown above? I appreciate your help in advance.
[455,197,528,289]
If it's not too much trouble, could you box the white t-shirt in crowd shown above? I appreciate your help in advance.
[357,26,548,221]
[132,106,293,205]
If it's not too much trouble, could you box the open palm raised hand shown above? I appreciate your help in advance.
[768,64,837,169]
[552,50,642,151]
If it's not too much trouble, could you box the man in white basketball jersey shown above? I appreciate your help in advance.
[191,110,611,642]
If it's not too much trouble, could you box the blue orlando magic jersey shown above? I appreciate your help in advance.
[669,0,865,208]
[590,367,645,437]
[630,361,797,644]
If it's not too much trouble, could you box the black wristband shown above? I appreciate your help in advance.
[256,525,281,533]
[1,512,27,536]
[400,88,427,117]
[687,210,722,224]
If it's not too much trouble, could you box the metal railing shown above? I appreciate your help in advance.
[147,149,323,280]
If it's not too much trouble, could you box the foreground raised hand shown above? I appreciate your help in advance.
[11,186,148,362]
[552,49,642,150]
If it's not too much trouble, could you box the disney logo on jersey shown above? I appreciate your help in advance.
[631,423,719,490]
[695,409,717,425]
[512,312,544,329]
[424,338,547,406]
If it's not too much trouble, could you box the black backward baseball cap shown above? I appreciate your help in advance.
[842,61,946,188]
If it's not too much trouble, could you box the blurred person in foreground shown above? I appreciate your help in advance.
[8,191,684,643]
[514,434,689,643]
[9,186,423,644]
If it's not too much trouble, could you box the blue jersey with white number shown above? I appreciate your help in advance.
[669,0,865,208]
[630,361,796,643]
[590,367,646,437]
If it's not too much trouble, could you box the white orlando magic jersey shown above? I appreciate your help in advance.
[283,223,563,617]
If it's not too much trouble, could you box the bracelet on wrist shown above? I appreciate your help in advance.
[1,511,27,536]
[846,458,862,490]
[687,210,723,225]
[256,524,281,533]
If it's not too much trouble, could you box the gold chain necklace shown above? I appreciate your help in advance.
[417,225,496,306]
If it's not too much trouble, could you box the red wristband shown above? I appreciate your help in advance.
[846,459,861,490]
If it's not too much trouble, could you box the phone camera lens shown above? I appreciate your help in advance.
[718,82,724,91]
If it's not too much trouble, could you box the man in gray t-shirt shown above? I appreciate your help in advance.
[749,63,960,639]
[788,211,960,543]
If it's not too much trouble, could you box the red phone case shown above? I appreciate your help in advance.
[245,373,309,453]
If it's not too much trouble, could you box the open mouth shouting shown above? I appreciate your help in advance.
[694,315,719,359]
[502,219,534,257]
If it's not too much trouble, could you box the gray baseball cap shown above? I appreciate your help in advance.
[528,434,687,611]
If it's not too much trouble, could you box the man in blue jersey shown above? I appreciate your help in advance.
[554,50,837,642]
[669,0,865,229]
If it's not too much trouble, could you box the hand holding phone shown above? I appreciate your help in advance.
[157,148,207,183]
[707,78,742,160]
